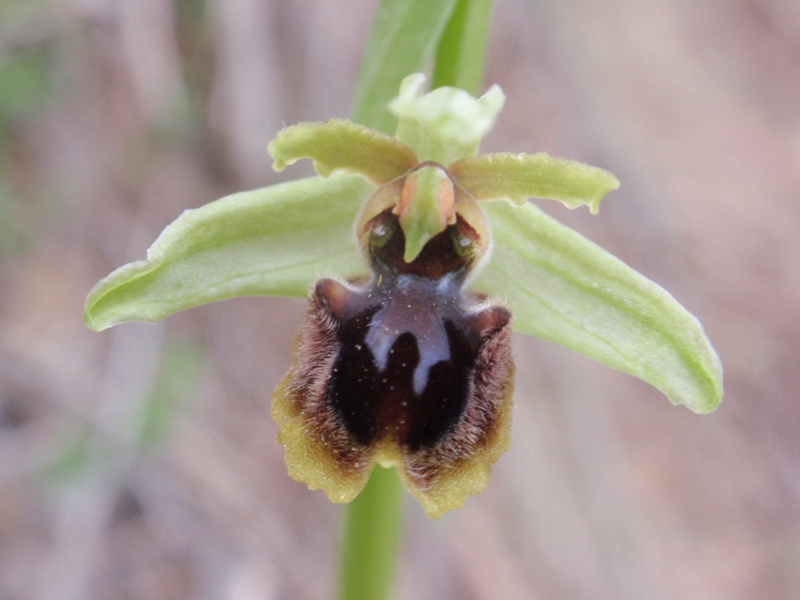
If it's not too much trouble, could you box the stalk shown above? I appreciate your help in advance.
[337,467,404,600]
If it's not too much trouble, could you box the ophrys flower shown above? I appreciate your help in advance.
[85,74,722,518]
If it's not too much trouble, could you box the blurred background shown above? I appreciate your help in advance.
[1,0,799,598]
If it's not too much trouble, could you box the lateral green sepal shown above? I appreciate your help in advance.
[472,201,722,413]
[84,174,374,331]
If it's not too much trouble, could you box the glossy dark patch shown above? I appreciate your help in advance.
[328,305,382,445]
[328,304,479,451]
[401,320,474,450]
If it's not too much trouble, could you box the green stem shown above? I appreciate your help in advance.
[337,467,404,600]
[431,0,494,95]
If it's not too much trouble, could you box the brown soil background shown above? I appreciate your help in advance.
[1,0,799,598]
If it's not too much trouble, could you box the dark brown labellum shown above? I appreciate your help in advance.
[273,209,514,518]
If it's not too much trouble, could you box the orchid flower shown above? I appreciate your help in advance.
[84,74,722,518]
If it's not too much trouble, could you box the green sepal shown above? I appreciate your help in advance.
[84,175,374,331]
[472,201,722,413]
[268,119,418,185]
[389,73,505,165]
[450,152,620,214]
